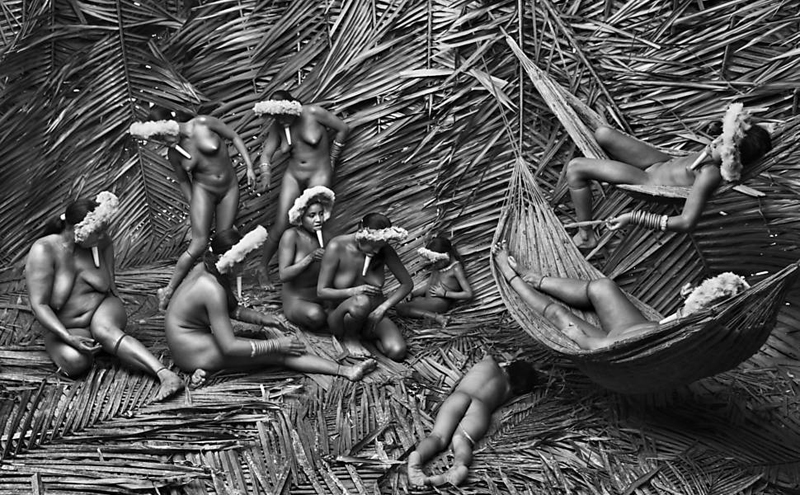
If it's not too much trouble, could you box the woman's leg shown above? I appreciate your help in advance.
[585,278,650,335]
[370,316,406,361]
[260,173,303,290]
[283,295,327,331]
[91,297,184,401]
[215,179,240,233]
[408,391,472,486]
[594,126,672,168]
[327,295,372,338]
[396,297,451,326]
[160,186,214,309]
[43,327,94,377]
[427,401,491,487]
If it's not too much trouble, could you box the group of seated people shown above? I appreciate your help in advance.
[24,96,769,487]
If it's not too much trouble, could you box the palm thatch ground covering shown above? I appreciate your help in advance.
[1,0,800,493]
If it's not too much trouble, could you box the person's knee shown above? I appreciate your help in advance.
[382,339,407,361]
[587,278,617,302]
[306,307,327,330]
[566,158,592,186]
[543,303,570,323]
[594,125,617,146]
[348,295,373,320]
[186,239,208,260]
[54,350,93,377]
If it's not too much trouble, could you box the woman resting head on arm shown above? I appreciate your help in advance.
[279,186,335,331]
[25,192,184,401]
[253,91,351,290]
[164,226,376,388]
[566,103,773,250]
[396,235,473,328]
[130,105,256,310]
[316,213,413,361]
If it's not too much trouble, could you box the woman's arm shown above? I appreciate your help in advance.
[166,148,193,204]
[230,306,281,327]
[203,116,255,186]
[444,263,473,301]
[258,122,282,190]
[668,167,721,232]
[317,239,357,300]
[310,105,350,142]
[278,229,314,282]
[379,248,414,310]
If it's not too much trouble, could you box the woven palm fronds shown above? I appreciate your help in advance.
[492,155,799,394]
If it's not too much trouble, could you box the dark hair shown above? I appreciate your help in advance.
[147,105,193,123]
[42,198,97,237]
[739,125,772,166]
[272,90,301,105]
[358,213,393,262]
[426,235,462,264]
[203,228,242,311]
[505,360,540,396]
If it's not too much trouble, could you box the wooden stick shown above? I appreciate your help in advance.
[174,145,192,160]
[563,219,607,229]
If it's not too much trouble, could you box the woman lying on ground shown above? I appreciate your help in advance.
[317,213,413,361]
[279,186,335,331]
[26,193,184,401]
[407,354,540,487]
[253,91,350,289]
[129,106,256,310]
[493,243,749,350]
[396,236,473,327]
[567,103,772,249]
[165,227,376,386]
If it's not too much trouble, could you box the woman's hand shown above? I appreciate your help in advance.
[311,248,325,262]
[428,284,446,297]
[67,333,102,354]
[276,336,305,356]
[246,167,257,189]
[606,213,632,231]
[366,305,387,330]
[351,285,382,297]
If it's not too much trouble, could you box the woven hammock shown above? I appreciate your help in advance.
[490,156,800,394]
[506,35,787,202]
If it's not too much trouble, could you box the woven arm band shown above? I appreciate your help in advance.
[630,210,669,231]
[330,140,345,164]
[249,339,281,358]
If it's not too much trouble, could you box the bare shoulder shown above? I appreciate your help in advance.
[27,236,56,265]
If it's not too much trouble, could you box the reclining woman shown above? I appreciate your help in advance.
[26,193,184,401]
[396,235,473,327]
[407,355,540,487]
[165,227,376,386]
[567,103,772,249]
[253,91,350,289]
[278,186,335,331]
[492,242,749,350]
[129,106,257,310]
[317,213,413,361]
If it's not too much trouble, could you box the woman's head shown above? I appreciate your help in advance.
[272,90,301,126]
[356,213,404,256]
[738,125,772,166]
[419,236,461,269]
[210,229,242,257]
[288,186,335,230]
[204,229,243,311]
[504,360,541,396]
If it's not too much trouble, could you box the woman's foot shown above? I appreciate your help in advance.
[572,228,597,250]
[153,368,185,401]
[257,269,276,291]
[434,314,449,328]
[407,452,428,487]
[343,336,372,358]
[189,369,208,389]
[492,243,519,281]
[157,286,173,311]
[427,465,469,487]
[343,358,377,381]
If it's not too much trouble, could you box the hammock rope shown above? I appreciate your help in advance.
[491,156,799,393]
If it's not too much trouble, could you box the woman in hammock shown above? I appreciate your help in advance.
[253,91,351,290]
[567,104,772,249]
[26,193,184,401]
[492,242,748,350]
[278,186,335,331]
[396,236,473,327]
[129,106,257,310]
[165,227,376,386]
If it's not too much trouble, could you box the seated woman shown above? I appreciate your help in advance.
[567,103,772,249]
[129,106,257,310]
[317,213,413,361]
[279,186,335,331]
[396,236,473,327]
[165,227,376,385]
[492,242,749,350]
[407,355,540,487]
[25,193,184,401]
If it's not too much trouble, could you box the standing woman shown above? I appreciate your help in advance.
[278,186,335,331]
[129,107,256,310]
[253,91,350,289]
[26,193,184,401]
